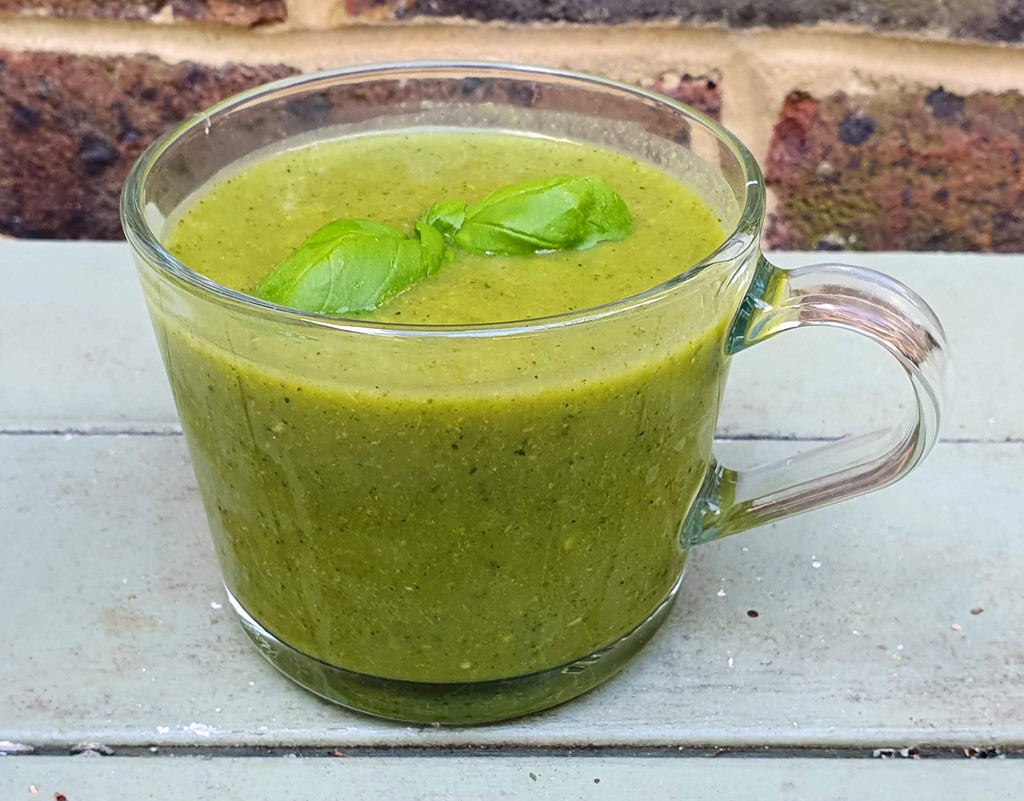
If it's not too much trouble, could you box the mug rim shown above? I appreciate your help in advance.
[120,60,766,338]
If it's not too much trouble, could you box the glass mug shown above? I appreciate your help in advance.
[121,63,949,724]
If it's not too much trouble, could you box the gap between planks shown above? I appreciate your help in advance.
[3,744,1020,760]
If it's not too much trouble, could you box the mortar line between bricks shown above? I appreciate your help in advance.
[1,17,1022,96]
[714,41,775,171]
[0,17,736,72]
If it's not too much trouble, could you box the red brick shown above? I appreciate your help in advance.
[0,58,720,241]
[0,0,285,27]
[0,51,295,239]
[765,87,1024,252]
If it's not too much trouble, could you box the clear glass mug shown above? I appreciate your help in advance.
[121,62,950,724]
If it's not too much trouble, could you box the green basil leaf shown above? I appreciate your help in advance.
[254,175,633,316]
[421,200,467,241]
[255,219,440,315]
[452,176,632,256]
[415,216,456,276]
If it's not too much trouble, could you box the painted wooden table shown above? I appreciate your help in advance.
[1,243,1021,798]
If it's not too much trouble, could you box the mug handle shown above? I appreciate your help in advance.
[683,253,952,546]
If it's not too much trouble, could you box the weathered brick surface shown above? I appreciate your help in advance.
[959,0,1024,42]
[765,87,1024,252]
[0,52,295,239]
[0,57,718,240]
[0,0,285,27]
[648,73,721,119]
[356,0,1024,43]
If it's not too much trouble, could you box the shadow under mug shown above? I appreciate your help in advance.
[121,62,951,724]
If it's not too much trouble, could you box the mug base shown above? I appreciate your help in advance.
[227,573,683,725]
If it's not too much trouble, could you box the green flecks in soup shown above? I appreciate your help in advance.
[159,131,733,684]
[168,132,725,324]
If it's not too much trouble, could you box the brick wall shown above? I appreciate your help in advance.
[1,0,1023,250]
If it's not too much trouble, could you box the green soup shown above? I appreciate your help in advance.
[161,131,731,684]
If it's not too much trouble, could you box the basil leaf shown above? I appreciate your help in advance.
[255,219,443,315]
[452,176,632,256]
[253,175,633,316]
[415,216,456,276]
[421,200,467,241]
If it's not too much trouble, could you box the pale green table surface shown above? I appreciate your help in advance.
[1,244,1021,798]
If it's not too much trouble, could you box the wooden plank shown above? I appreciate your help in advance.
[1,757,1021,801]
[0,243,175,434]
[0,242,1019,441]
[2,434,1021,749]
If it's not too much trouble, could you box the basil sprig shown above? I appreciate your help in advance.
[425,176,633,256]
[256,176,631,316]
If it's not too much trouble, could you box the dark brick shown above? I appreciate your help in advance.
[0,51,295,239]
[765,88,1024,252]
[649,74,722,120]
[838,114,876,146]
[77,133,120,175]
[924,87,965,122]
[285,94,335,126]
[0,0,285,27]
[372,0,1024,43]
[958,0,1024,42]
[9,102,41,131]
